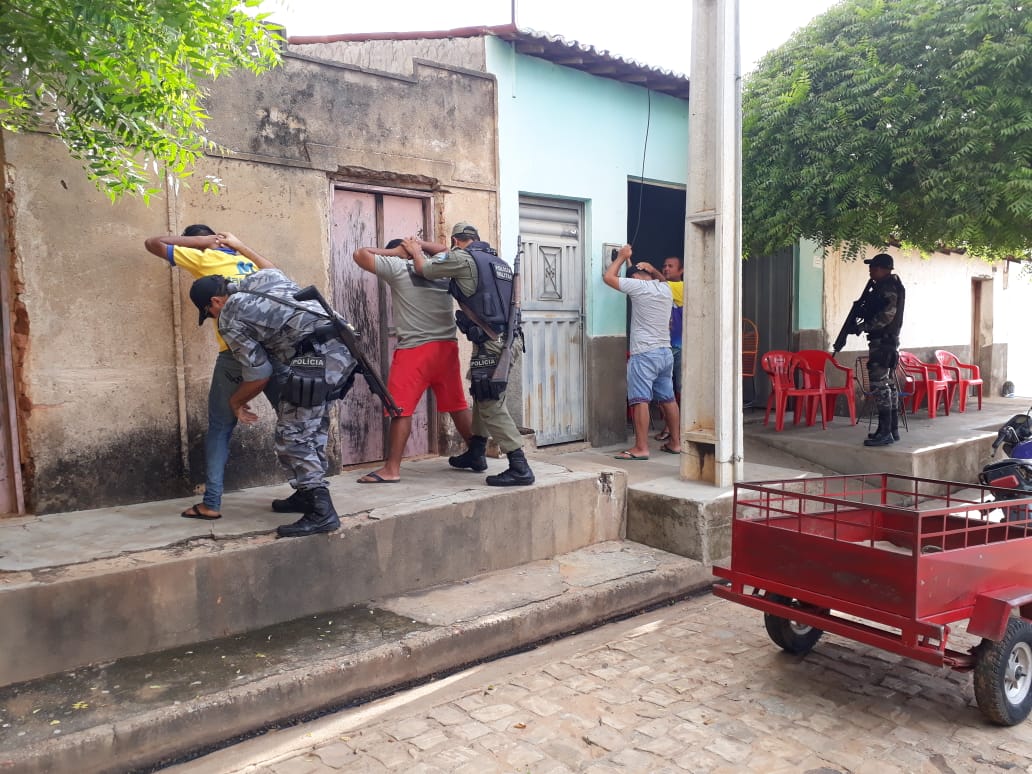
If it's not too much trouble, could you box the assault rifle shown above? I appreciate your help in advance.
[831,278,876,355]
[492,236,524,388]
[294,285,403,417]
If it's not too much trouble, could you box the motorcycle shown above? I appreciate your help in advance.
[978,406,1032,523]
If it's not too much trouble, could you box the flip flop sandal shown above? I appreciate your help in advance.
[613,451,650,460]
[357,471,401,484]
[654,430,671,441]
[181,503,221,520]
[659,444,679,454]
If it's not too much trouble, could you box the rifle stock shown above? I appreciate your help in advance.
[294,286,403,417]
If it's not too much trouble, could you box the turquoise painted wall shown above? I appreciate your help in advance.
[486,37,689,338]
[795,238,824,332]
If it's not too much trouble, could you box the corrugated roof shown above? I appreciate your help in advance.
[287,24,690,100]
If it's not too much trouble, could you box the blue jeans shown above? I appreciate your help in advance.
[626,347,675,406]
[203,350,285,511]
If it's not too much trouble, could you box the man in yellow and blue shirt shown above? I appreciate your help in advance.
[144,225,282,520]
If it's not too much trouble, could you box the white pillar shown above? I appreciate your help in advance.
[680,0,743,486]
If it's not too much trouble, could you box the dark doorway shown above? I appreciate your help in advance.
[626,182,686,267]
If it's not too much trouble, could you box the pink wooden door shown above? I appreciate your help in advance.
[330,188,432,467]
[381,196,431,458]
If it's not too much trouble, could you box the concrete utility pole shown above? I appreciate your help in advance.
[681,0,743,486]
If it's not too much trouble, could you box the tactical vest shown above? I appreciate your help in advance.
[449,241,513,339]
[871,274,906,339]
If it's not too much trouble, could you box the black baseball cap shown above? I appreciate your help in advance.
[190,275,228,325]
[864,253,894,269]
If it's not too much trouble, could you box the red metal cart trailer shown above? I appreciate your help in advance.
[712,473,1032,725]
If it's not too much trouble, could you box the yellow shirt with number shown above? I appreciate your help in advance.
[170,246,259,351]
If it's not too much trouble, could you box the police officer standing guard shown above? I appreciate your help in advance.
[190,269,358,536]
[861,253,906,447]
[408,223,535,486]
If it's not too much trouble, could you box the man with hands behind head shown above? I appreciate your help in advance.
[144,225,283,521]
[603,244,680,461]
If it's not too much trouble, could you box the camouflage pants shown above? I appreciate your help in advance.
[469,339,524,453]
[867,340,899,411]
[274,341,352,489]
[275,402,331,489]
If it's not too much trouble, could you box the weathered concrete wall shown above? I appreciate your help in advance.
[289,37,487,77]
[1,50,498,513]
[587,335,628,447]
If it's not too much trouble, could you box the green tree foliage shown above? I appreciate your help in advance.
[0,0,282,201]
[743,0,1032,260]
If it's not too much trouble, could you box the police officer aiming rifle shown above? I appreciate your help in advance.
[833,253,906,447]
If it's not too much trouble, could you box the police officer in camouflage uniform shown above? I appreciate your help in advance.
[861,253,906,447]
[409,223,534,487]
[190,269,357,536]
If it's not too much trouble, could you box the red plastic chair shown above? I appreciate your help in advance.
[795,349,856,424]
[761,351,826,432]
[934,350,983,412]
[899,352,951,418]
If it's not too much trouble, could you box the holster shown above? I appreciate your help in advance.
[470,350,506,401]
[284,352,330,407]
[456,310,489,345]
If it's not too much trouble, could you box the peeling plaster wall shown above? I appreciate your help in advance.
[1,51,497,514]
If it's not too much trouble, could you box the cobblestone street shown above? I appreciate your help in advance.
[171,592,1032,774]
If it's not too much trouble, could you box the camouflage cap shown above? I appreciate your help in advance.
[451,222,479,240]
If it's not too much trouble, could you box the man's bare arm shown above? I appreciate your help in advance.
[352,244,407,273]
[143,234,219,259]
[603,244,632,290]
[229,378,270,425]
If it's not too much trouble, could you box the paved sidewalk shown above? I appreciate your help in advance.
[171,592,1032,774]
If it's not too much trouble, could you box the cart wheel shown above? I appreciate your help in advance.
[763,593,823,655]
[974,618,1032,726]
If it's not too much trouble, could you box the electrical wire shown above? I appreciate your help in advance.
[629,89,652,247]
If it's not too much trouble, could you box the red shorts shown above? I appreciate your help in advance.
[386,340,469,417]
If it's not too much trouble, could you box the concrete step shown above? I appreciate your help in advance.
[0,457,627,688]
[0,540,713,774]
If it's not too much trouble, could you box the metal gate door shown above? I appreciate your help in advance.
[330,188,431,466]
[519,198,585,445]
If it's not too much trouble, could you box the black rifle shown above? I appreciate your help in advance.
[832,278,876,355]
[294,285,403,417]
[492,236,523,387]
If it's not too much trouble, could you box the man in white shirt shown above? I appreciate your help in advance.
[603,244,681,460]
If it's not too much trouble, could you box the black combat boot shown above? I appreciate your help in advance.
[271,488,313,514]
[276,487,340,537]
[890,409,900,442]
[449,435,488,472]
[486,449,535,487]
[864,410,894,447]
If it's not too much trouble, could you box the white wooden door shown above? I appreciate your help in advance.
[519,198,585,445]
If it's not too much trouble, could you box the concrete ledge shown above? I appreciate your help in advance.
[626,478,734,563]
[749,413,997,483]
[0,542,712,774]
[0,465,626,687]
